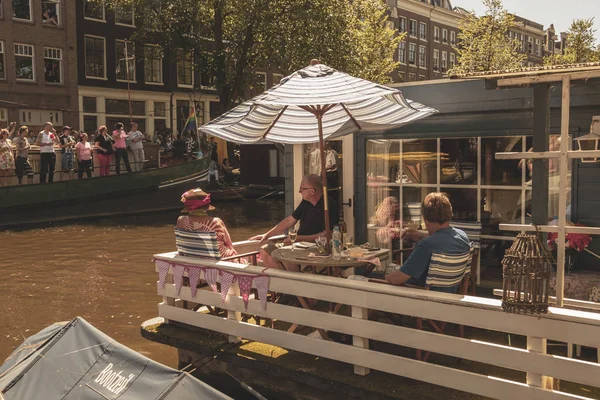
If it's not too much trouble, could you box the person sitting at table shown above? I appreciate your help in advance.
[384,192,470,294]
[250,174,339,270]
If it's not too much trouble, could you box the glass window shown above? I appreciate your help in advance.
[83,97,97,113]
[441,51,447,72]
[115,40,135,81]
[115,5,134,25]
[84,0,104,20]
[198,52,216,89]
[12,0,31,20]
[14,43,34,81]
[482,189,523,234]
[105,99,145,115]
[194,101,204,125]
[154,102,166,117]
[144,45,162,83]
[0,42,5,80]
[106,117,146,134]
[408,43,416,65]
[433,49,439,71]
[418,45,426,68]
[402,139,438,185]
[43,47,62,84]
[177,49,193,87]
[409,20,417,37]
[403,187,437,227]
[419,22,427,40]
[449,53,456,68]
[481,137,523,185]
[83,115,98,133]
[42,0,60,26]
[397,72,405,83]
[273,73,283,86]
[444,188,478,221]
[442,29,448,43]
[304,140,343,211]
[399,17,406,33]
[434,26,440,42]
[84,36,105,78]
[398,41,406,64]
[440,138,477,185]
[450,30,456,45]
[251,72,266,95]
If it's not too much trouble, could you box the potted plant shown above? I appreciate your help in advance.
[547,223,592,273]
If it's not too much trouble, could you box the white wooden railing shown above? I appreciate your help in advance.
[154,245,600,400]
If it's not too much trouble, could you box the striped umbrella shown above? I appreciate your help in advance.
[201,63,437,241]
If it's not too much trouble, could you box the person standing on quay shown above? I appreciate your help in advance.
[14,125,34,185]
[59,126,75,180]
[36,122,58,183]
[128,122,145,171]
[0,128,16,186]
[76,133,93,179]
[112,122,132,174]
[94,126,113,177]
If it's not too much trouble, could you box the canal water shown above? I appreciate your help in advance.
[0,199,284,368]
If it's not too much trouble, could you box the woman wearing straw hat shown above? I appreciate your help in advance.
[177,189,240,259]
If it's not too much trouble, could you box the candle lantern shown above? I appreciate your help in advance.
[576,116,600,163]
[501,233,552,314]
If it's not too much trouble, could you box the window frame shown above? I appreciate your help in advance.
[42,0,61,27]
[408,42,416,65]
[418,45,426,68]
[442,29,448,43]
[441,51,447,72]
[114,5,135,27]
[14,43,35,82]
[272,73,283,86]
[409,19,417,38]
[84,0,106,22]
[398,41,406,64]
[115,39,136,82]
[84,35,107,79]
[43,46,63,85]
[449,52,456,69]
[143,44,163,85]
[450,30,456,45]
[419,22,427,41]
[12,0,32,22]
[254,72,267,93]
[177,49,194,88]
[433,26,440,42]
[433,49,439,71]
[399,17,407,33]
[0,42,5,81]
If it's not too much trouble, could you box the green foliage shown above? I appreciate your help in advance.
[103,0,400,111]
[450,0,526,75]
[544,18,600,65]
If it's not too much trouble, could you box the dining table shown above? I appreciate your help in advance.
[270,244,390,339]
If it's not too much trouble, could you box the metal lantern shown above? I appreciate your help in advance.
[576,116,600,163]
[501,233,552,314]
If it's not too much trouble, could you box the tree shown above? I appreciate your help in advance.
[450,0,526,75]
[103,0,400,113]
[545,18,600,65]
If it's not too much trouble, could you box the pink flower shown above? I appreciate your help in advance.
[547,224,592,252]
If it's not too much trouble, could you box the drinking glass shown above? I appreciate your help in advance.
[288,226,297,251]
[345,236,354,250]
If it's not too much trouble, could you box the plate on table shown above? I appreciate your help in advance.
[294,242,313,249]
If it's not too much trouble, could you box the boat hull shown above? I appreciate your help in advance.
[0,157,210,228]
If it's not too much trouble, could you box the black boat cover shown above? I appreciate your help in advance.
[0,317,231,400]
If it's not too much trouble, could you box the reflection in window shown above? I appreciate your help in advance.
[403,187,436,226]
[115,5,134,25]
[83,97,97,113]
[402,139,437,184]
[481,137,522,185]
[14,43,34,81]
[440,138,477,184]
[115,40,135,81]
[83,115,97,133]
[177,49,193,86]
[198,52,216,89]
[85,36,105,78]
[42,0,59,26]
[144,45,162,83]
[12,0,31,20]
[154,102,166,117]
[84,0,104,20]
[444,188,477,221]
[482,189,522,234]
[43,47,62,84]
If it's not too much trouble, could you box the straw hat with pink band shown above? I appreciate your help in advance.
[181,188,216,213]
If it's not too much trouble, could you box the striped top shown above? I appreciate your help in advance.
[426,250,473,290]
[200,64,437,144]
[175,216,239,260]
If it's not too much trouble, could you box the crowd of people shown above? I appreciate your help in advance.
[0,121,147,186]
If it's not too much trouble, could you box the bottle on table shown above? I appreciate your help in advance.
[338,215,347,248]
[332,225,342,260]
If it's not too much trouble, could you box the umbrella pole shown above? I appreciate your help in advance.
[317,111,331,245]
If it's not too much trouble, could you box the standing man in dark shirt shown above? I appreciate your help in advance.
[250,174,339,270]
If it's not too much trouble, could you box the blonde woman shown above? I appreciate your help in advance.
[0,128,16,186]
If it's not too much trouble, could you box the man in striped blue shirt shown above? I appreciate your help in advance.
[385,193,470,293]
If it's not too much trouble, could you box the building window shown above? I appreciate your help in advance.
[154,102,166,117]
[83,115,98,133]
[442,29,448,43]
[433,49,439,71]
[251,72,267,95]
[450,30,456,45]
[14,43,34,81]
[419,22,427,40]
[418,75,426,81]
[115,5,134,26]
[177,49,194,87]
[434,26,440,42]
[419,45,426,68]
[84,35,105,78]
[0,42,5,80]
[106,99,145,115]
[398,41,406,64]
[82,97,97,113]
[272,73,283,86]
[408,43,416,65]
[527,37,533,54]
[12,0,32,21]
[144,45,162,84]
[441,51,447,72]
[43,47,62,84]
[535,38,541,56]
[115,40,135,81]
[198,51,216,89]
[84,0,105,21]
[408,73,416,82]
[409,20,417,37]
[449,52,456,69]
[397,72,405,83]
[42,0,60,26]
[399,17,406,33]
